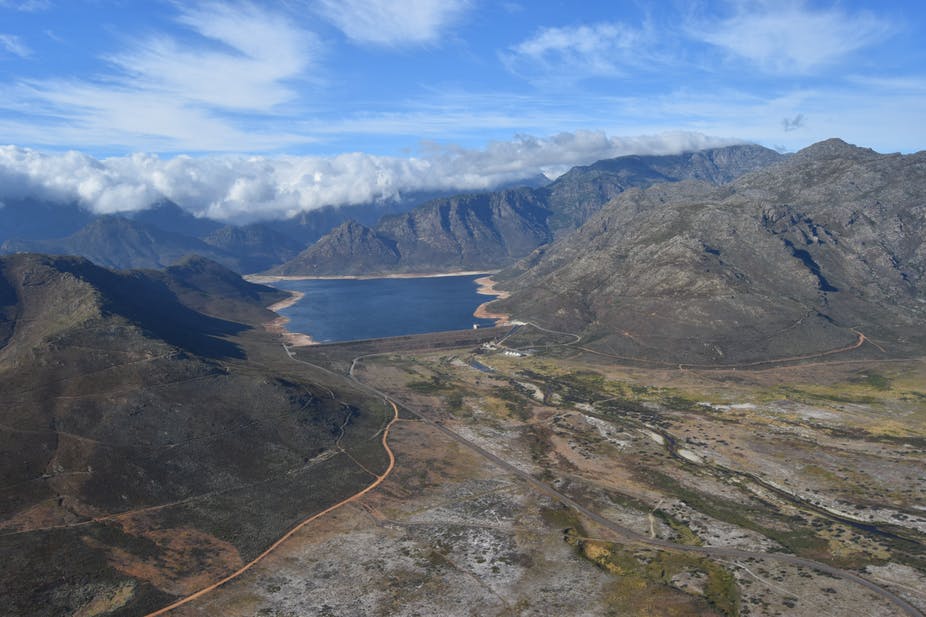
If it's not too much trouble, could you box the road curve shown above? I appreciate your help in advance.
[143,394,398,616]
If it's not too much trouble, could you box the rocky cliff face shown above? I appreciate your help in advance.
[271,188,552,275]
[493,139,926,363]
[540,144,785,234]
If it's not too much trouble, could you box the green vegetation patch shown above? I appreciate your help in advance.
[654,510,704,547]
[571,538,739,617]
[406,375,453,393]
[855,372,892,391]
[491,385,533,420]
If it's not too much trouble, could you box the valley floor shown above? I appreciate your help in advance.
[166,325,926,617]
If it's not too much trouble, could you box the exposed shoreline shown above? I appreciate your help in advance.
[263,291,317,347]
[473,275,512,326]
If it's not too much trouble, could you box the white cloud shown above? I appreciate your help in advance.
[315,0,470,46]
[5,2,317,151]
[503,21,651,83]
[0,34,31,58]
[0,0,51,11]
[691,1,894,74]
[0,131,743,222]
[113,2,315,111]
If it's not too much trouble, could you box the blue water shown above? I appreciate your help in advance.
[271,275,497,343]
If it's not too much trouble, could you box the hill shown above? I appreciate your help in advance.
[0,254,392,616]
[491,139,926,364]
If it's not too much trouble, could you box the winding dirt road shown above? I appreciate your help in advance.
[143,322,918,617]
[143,393,398,616]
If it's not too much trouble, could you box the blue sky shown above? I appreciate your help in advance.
[0,1,924,220]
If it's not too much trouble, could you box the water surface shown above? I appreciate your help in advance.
[271,275,496,343]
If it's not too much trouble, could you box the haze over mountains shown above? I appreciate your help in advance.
[0,196,405,272]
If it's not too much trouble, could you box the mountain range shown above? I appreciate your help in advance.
[2,138,925,614]
[0,145,783,276]
[270,144,784,275]
[491,139,926,363]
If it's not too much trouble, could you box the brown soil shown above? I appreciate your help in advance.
[473,275,512,325]
[263,290,317,346]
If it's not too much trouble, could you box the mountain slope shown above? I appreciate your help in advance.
[492,139,926,364]
[202,223,304,272]
[541,144,784,234]
[0,254,391,616]
[272,188,551,275]
[1,216,234,270]
[129,200,224,237]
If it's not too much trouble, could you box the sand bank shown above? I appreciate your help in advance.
[264,291,317,347]
[473,275,512,326]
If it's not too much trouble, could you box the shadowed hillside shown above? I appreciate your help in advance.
[0,254,392,616]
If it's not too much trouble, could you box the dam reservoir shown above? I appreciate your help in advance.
[270,274,498,343]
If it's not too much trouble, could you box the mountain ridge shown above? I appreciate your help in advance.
[491,139,926,363]
[270,144,784,276]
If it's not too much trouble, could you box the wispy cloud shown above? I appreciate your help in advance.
[502,22,648,82]
[106,2,316,111]
[315,0,470,46]
[690,1,894,74]
[0,0,51,11]
[0,33,31,58]
[6,2,318,150]
[0,131,742,222]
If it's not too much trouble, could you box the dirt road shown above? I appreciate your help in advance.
[143,395,398,616]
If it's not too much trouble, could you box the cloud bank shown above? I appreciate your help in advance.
[0,131,743,222]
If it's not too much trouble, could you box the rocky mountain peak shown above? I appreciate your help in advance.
[792,138,878,160]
